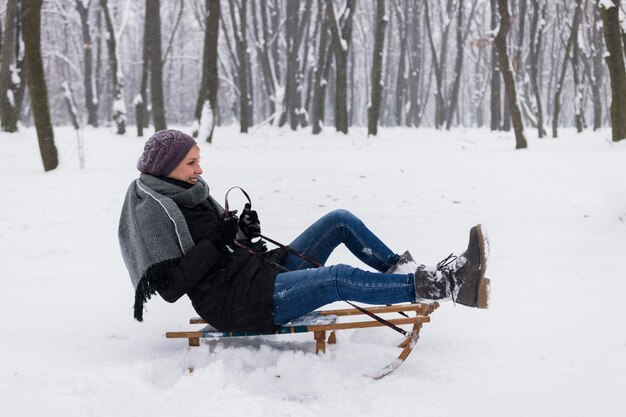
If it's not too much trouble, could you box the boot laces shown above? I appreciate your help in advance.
[436,253,458,305]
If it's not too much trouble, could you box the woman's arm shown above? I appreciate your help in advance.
[156,238,223,303]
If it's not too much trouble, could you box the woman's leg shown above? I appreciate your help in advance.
[281,209,400,272]
[273,264,415,325]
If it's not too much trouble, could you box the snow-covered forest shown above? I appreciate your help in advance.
[3,0,626,163]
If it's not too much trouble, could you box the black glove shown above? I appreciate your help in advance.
[239,203,261,239]
[212,211,239,247]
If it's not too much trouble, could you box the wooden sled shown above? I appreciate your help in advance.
[166,301,439,379]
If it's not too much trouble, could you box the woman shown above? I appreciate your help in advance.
[119,130,490,332]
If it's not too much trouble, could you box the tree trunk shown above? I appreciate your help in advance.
[407,0,424,127]
[368,0,387,136]
[326,0,356,134]
[228,0,251,133]
[489,0,501,131]
[100,0,126,134]
[445,0,464,130]
[0,0,25,132]
[136,0,151,137]
[590,3,604,131]
[193,0,220,143]
[76,0,99,127]
[146,0,166,131]
[23,0,58,171]
[283,0,311,130]
[424,0,445,129]
[529,0,546,138]
[495,0,528,149]
[312,1,330,134]
[552,1,582,138]
[394,2,408,127]
[571,0,584,133]
[251,0,276,122]
[599,0,626,141]
[446,0,478,130]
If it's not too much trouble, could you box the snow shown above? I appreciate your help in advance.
[113,97,127,120]
[197,100,214,141]
[1,126,626,417]
[598,0,616,10]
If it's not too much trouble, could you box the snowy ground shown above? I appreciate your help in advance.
[1,125,625,417]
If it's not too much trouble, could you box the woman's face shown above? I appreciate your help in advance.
[168,145,203,184]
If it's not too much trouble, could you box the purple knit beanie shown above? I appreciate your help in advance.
[137,130,197,177]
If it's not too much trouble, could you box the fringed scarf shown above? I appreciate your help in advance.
[118,174,223,321]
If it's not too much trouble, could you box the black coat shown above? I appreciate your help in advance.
[155,179,285,332]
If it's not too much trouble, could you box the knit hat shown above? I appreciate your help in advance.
[137,130,197,177]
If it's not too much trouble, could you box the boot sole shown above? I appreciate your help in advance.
[477,277,490,309]
[476,225,489,309]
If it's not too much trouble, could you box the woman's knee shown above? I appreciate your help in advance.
[324,209,358,225]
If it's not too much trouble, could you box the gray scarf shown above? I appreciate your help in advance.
[118,174,223,321]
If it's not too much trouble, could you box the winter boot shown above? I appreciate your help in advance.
[413,225,490,308]
[454,224,490,308]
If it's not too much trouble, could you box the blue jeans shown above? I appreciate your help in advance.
[272,210,416,325]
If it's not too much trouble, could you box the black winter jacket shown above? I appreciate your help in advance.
[155,179,285,332]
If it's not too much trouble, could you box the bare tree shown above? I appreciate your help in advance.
[227,0,252,133]
[24,0,58,171]
[75,0,99,127]
[100,0,126,134]
[193,0,220,143]
[494,0,528,149]
[250,0,281,124]
[0,0,26,132]
[424,0,453,129]
[446,0,479,130]
[326,0,356,134]
[368,0,387,135]
[584,1,604,131]
[552,0,582,138]
[135,1,151,137]
[406,0,426,127]
[528,0,547,137]
[311,1,332,134]
[283,0,312,129]
[489,0,501,131]
[599,0,626,141]
[146,0,166,132]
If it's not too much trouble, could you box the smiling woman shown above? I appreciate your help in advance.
[119,129,490,334]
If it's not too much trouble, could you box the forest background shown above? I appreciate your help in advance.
[2,0,626,172]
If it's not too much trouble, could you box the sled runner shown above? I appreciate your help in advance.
[166,301,439,379]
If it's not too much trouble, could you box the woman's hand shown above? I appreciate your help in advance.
[239,203,261,239]
[212,211,239,246]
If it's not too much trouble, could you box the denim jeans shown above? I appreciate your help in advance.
[272,209,416,325]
